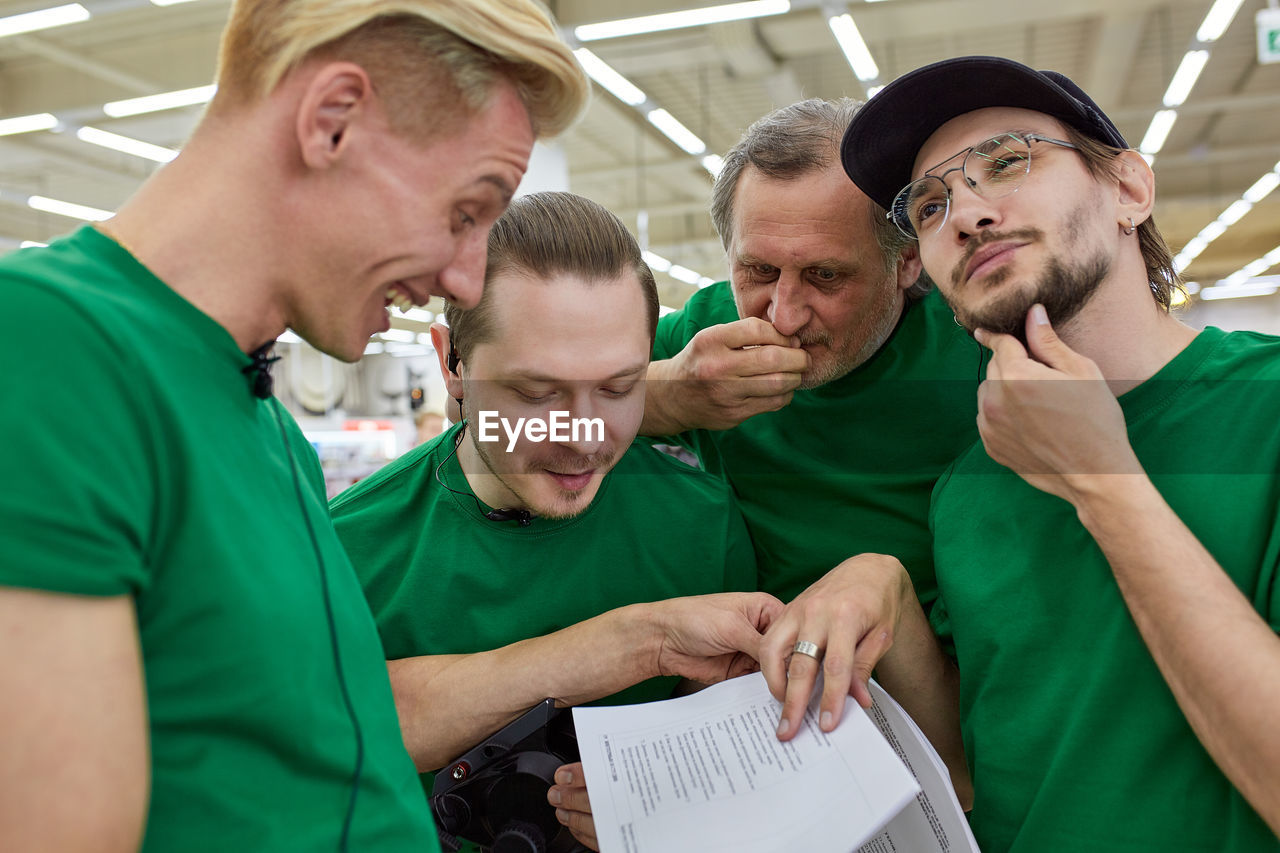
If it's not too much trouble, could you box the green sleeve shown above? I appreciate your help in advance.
[652,281,739,361]
[0,278,152,596]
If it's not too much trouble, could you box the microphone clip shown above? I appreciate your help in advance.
[243,343,282,399]
[484,508,533,527]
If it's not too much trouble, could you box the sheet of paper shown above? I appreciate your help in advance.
[856,682,980,853]
[573,671,921,853]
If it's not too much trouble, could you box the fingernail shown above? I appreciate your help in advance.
[548,789,562,805]
[776,718,791,737]
[556,770,573,785]
[973,329,989,345]
[555,809,569,824]
[820,711,833,731]
[1031,304,1049,325]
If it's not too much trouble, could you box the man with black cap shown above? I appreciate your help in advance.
[763,56,1280,850]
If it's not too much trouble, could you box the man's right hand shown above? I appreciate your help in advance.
[642,318,809,434]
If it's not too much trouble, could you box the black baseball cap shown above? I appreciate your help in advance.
[841,56,1128,211]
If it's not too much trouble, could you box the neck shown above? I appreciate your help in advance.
[1054,255,1198,395]
[101,114,294,354]
[455,422,529,512]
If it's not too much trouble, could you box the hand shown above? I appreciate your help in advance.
[652,592,785,684]
[760,554,911,741]
[646,318,809,432]
[549,763,597,850]
[974,304,1141,502]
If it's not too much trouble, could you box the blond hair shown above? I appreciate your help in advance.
[214,0,588,137]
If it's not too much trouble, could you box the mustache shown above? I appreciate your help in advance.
[528,448,615,474]
[950,227,1043,288]
[795,330,832,347]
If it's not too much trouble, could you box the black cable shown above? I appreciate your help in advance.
[270,401,364,852]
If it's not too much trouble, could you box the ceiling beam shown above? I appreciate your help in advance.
[1084,9,1146,110]
[11,33,157,94]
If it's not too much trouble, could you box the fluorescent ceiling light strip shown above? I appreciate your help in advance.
[1139,109,1178,155]
[572,48,647,106]
[1198,220,1227,243]
[575,0,789,41]
[642,250,672,273]
[668,264,702,285]
[828,14,879,81]
[1216,198,1252,226]
[1200,282,1277,300]
[701,154,725,177]
[103,84,217,118]
[1196,0,1246,42]
[698,276,716,288]
[0,3,89,39]
[1180,236,1209,259]
[21,240,48,248]
[150,0,199,5]
[76,127,179,163]
[1242,171,1280,204]
[27,194,112,221]
[0,112,58,136]
[1162,50,1209,107]
[646,108,706,155]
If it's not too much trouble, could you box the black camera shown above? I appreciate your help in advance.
[430,698,586,853]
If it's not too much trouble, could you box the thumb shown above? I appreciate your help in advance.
[1024,304,1075,370]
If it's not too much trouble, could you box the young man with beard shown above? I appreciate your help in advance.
[765,56,1280,850]
[330,193,779,848]
[0,2,588,851]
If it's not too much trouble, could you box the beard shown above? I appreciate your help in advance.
[949,226,1109,347]
[795,279,905,390]
[468,423,615,520]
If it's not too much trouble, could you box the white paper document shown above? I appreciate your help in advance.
[573,671,973,853]
[856,681,980,853]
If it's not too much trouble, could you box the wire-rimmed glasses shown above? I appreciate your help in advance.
[888,132,1078,240]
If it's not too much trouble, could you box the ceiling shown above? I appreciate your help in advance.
[2,0,1278,315]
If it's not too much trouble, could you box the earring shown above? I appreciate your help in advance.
[1123,217,1135,235]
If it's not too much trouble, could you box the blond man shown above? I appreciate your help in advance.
[0,1,586,850]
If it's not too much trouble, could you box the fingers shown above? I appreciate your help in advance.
[973,327,1027,363]
[758,615,797,703]
[715,317,799,350]
[1023,304,1088,374]
[753,593,786,632]
[732,347,809,381]
[550,764,598,850]
[848,626,893,709]
[777,650,820,741]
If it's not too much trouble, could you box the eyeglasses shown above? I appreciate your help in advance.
[888,132,1078,240]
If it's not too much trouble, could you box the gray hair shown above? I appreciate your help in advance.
[709,98,925,296]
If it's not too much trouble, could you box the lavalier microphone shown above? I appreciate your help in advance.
[483,507,533,526]
[243,342,282,399]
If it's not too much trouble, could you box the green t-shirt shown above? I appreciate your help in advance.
[930,326,1280,852]
[330,424,756,774]
[0,227,436,851]
[653,283,981,604]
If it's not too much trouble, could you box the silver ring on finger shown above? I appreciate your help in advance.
[792,640,821,660]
